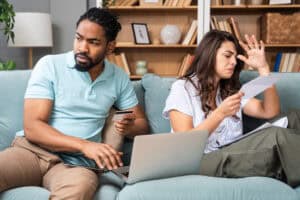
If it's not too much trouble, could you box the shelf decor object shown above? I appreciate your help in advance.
[135,60,148,75]
[131,23,151,44]
[160,24,182,45]
[8,12,53,68]
[261,12,300,44]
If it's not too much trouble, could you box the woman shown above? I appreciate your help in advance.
[163,30,300,187]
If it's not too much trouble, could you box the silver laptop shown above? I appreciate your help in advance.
[112,130,209,184]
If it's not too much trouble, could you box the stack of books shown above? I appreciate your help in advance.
[273,52,300,72]
[163,0,192,7]
[177,53,194,76]
[182,20,198,45]
[106,52,131,75]
[210,16,243,41]
[112,0,138,6]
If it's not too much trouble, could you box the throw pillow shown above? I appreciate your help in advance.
[141,74,176,133]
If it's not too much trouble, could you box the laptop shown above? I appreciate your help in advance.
[112,130,209,184]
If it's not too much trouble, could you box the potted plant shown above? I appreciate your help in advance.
[0,0,16,70]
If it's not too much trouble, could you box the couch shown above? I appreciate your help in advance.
[0,70,300,200]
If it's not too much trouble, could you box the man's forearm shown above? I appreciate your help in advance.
[24,120,87,153]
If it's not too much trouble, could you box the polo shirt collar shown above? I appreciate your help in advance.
[96,59,114,82]
[65,51,114,81]
[66,51,76,68]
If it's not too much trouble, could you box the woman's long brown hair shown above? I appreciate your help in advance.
[182,30,244,117]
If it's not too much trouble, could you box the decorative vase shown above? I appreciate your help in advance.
[135,60,148,75]
[160,24,182,45]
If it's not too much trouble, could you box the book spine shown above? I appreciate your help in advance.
[273,52,282,72]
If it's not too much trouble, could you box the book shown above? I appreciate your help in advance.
[222,0,233,5]
[286,53,297,72]
[171,0,179,6]
[183,0,193,6]
[120,52,131,75]
[189,29,197,45]
[121,0,138,6]
[177,0,185,7]
[211,16,220,30]
[177,55,187,76]
[211,0,222,5]
[210,18,216,30]
[227,17,243,41]
[292,53,300,72]
[278,53,286,72]
[218,20,226,31]
[163,0,171,6]
[182,20,198,45]
[281,53,291,72]
[114,54,125,70]
[234,0,241,5]
[178,54,194,76]
[273,52,282,72]
[224,20,233,33]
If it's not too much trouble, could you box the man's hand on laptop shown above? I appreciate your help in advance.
[81,141,123,170]
[113,111,136,136]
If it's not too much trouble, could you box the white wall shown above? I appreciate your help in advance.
[0,0,87,69]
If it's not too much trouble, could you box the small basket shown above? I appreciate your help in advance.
[261,12,300,44]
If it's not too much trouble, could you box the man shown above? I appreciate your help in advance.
[0,7,148,199]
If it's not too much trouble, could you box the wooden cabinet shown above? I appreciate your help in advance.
[209,3,300,71]
[108,0,203,79]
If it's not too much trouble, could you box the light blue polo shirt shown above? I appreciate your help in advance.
[16,51,138,144]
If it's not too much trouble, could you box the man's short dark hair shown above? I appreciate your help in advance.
[76,7,121,42]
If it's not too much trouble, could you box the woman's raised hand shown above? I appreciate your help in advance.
[237,34,270,76]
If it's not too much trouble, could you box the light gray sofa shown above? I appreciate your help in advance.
[0,70,300,200]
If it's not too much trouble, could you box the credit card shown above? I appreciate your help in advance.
[112,110,133,121]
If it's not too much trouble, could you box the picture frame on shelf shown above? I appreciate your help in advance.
[131,23,151,44]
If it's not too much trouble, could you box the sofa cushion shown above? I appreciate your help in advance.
[141,74,176,133]
[117,175,298,200]
[0,186,50,200]
[132,80,144,109]
[295,186,300,198]
[0,70,31,151]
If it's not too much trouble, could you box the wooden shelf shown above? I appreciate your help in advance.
[116,43,197,48]
[211,4,300,13]
[109,6,197,11]
[265,44,300,48]
[211,4,300,71]
[110,2,199,77]
[211,4,300,9]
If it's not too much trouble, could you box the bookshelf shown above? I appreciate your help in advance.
[209,2,300,71]
[106,0,204,79]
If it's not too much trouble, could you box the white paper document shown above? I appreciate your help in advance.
[219,117,288,147]
[240,74,281,99]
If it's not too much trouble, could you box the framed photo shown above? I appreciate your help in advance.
[131,23,151,44]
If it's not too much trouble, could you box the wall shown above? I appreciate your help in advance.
[51,0,87,54]
[0,0,87,69]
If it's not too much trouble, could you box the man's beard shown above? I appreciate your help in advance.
[74,52,103,72]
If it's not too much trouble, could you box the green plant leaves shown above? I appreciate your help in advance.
[0,60,16,70]
[0,0,15,42]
